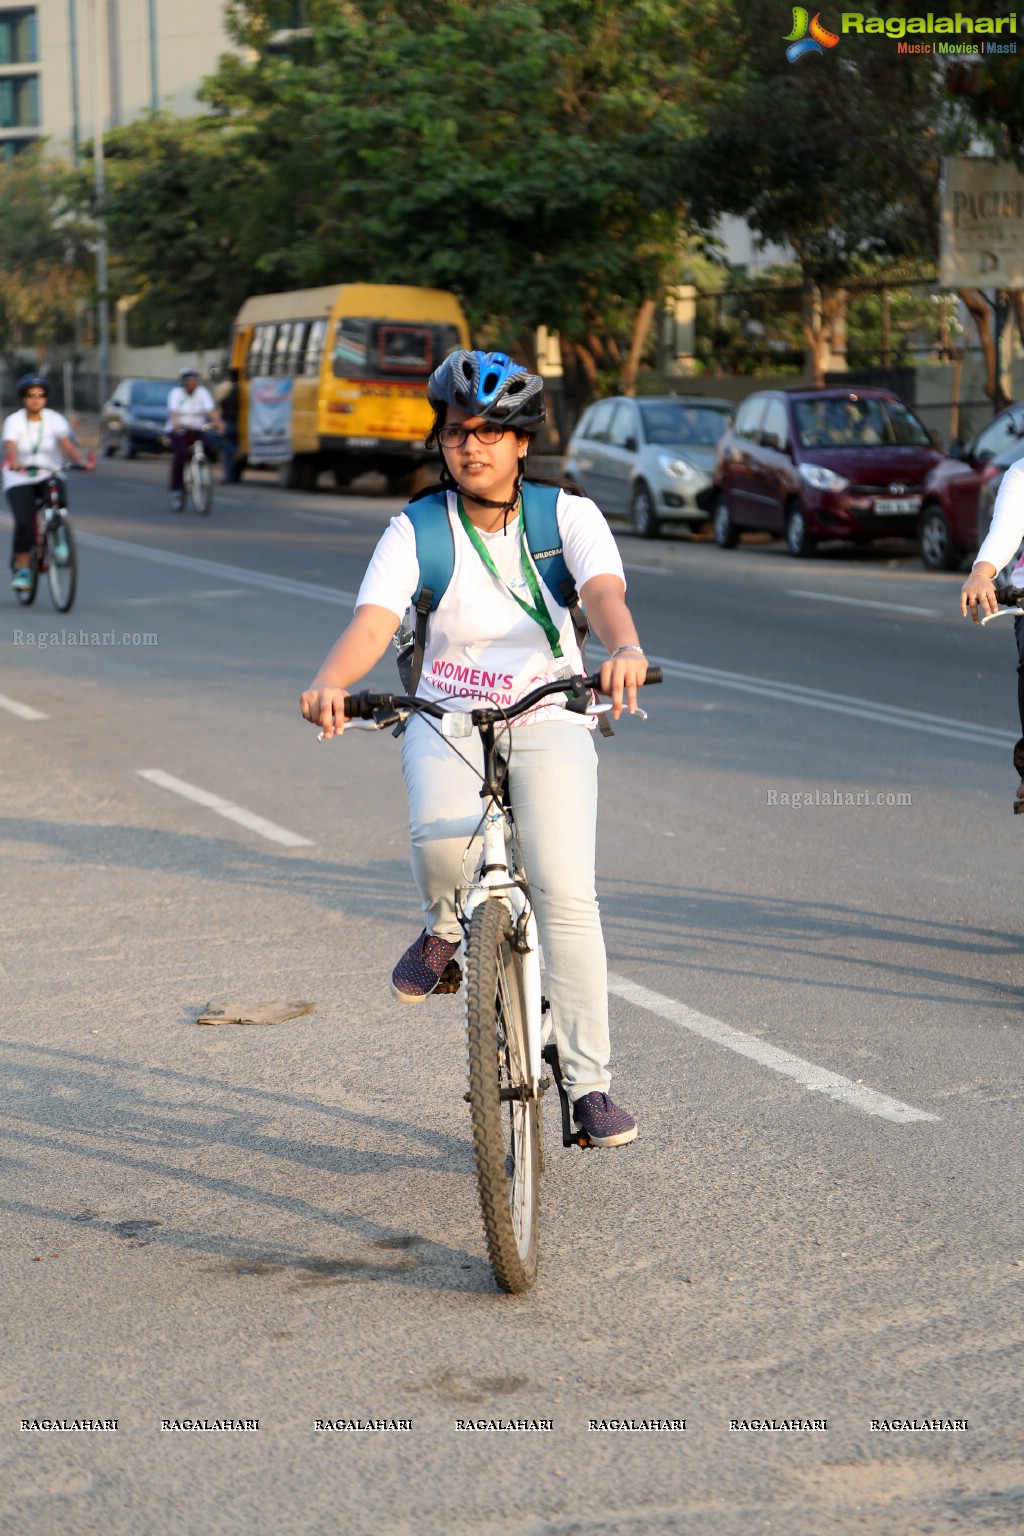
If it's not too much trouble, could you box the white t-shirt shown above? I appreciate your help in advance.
[2,407,73,492]
[167,385,215,431]
[975,459,1024,581]
[356,489,626,725]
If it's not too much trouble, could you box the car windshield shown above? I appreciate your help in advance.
[130,381,173,406]
[639,402,731,447]
[793,397,931,450]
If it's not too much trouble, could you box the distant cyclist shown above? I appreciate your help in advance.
[167,367,221,512]
[3,374,92,591]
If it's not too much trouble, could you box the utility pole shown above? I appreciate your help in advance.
[90,0,110,409]
[148,0,159,111]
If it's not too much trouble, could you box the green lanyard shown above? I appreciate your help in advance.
[457,497,564,659]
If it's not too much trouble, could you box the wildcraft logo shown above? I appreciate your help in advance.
[785,8,840,61]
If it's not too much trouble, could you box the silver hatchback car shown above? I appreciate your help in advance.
[562,394,733,537]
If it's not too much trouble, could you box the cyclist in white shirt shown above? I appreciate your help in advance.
[3,374,92,591]
[167,367,220,511]
[300,351,648,1148]
[961,458,1024,808]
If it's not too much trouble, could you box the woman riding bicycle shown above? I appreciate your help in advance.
[3,374,91,592]
[300,350,648,1147]
[167,367,221,512]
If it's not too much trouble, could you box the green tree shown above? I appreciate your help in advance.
[681,0,950,383]
[0,150,93,372]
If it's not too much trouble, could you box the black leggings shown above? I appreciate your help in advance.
[6,481,66,561]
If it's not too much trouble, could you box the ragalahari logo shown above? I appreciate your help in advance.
[785,8,840,62]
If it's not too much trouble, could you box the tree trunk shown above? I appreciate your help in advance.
[620,297,656,396]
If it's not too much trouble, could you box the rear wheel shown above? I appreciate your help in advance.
[465,899,540,1295]
[919,504,959,572]
[190,452,213,515]
[46,520,76,612]
[713,491,739,548]
[630,481,660,539]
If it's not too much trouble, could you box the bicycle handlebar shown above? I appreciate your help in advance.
[993,584,1024,609]
[343,666,663,724]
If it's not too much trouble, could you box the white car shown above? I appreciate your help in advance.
[562,394,733,537]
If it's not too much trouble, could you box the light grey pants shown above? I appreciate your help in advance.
[400,713,611,1102]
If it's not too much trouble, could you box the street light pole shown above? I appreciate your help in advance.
[90,0,109,409]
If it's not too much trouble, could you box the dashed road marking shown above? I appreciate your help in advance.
[608,974,939,1124]
[788,589,940,617]
[137,769,314,848]
[0,692,48,721]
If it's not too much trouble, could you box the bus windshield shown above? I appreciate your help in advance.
[332,319,462,381]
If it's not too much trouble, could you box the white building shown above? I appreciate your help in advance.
[0,0,234,160]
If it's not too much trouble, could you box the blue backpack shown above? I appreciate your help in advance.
[398,482,589,697]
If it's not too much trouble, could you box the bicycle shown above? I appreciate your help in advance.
[332,666,662,1294]
[169,426,215,516]
[12,459,92,613]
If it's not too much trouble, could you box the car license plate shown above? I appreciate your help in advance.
[874,496,919,515]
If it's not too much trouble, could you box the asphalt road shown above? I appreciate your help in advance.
[2,457,1023,1535]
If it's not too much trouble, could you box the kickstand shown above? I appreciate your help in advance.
[542,1043,594,1149]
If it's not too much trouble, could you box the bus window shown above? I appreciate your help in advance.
[248,322,277,378]
[288,320,310,375]
[304,318,327,377]
[334,318,368,375]
[272,322,293,376]
[378,325,432,374]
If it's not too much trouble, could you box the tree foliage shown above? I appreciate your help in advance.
[0,150,93,370]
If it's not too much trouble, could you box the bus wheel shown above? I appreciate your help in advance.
[280,455,320,492]
[332,466,354,491]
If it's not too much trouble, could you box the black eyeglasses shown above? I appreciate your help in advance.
[437,423,508,449]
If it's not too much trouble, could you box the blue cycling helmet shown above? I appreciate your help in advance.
[428,350,546,433]
[17,373,49,399]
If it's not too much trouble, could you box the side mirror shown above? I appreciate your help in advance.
[624,435,638,453]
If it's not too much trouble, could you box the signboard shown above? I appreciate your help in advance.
[248,377,293,463]
[940,156,1024,289]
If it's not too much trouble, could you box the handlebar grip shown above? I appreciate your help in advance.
[993,585,1024,608]
[643,665,663,686]
[343,691,395,720]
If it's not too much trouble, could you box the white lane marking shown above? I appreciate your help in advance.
[289,511,351,527]
[118,589,251,607]
[624,563,672,576]
[75,532,359,608]
[74,531,1012,747]
[607,975,938,1124]
[0,692,48,721]
[650,656,1016,748]
[137,769,314,848]
[788,589,939,617]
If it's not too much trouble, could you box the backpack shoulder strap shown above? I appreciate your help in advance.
[522,482,613,737]
[403,491,455,698]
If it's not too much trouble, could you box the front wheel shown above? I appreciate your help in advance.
[785,504,816,559]
[190,452,213,515]
[630,481,660,539]
[46,520,76,612]
[712,491,739,549]
[465,899,540,1295]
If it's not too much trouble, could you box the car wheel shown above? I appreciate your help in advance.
[712,492,739,549]
[630,481,660,539]
[102,433,117,459]
[785,505,816,558]
[919,504,959,572]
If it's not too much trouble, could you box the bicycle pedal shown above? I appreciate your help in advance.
[431,958,462,995]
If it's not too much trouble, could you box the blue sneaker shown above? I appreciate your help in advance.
[10,567,32,592]
[390,930,461,1003]
[573,1091,638,1147]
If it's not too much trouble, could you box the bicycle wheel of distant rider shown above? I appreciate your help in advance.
[190,453,213,515]
[46,522,77,613]
[14,549,39,606]
[465,897,540,1294]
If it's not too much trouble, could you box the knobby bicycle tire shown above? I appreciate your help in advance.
[14,549,39,606]
[191,453,213,516]
[46,522,76,613]
[464,898,540,1294]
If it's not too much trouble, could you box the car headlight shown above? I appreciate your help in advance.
[799,462,849,492]
[657,453,701,483]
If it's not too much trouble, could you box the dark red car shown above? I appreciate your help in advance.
[917,401,1024,571]
[713,387,943,558]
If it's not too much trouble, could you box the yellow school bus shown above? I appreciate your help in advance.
[228,283,471,492]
